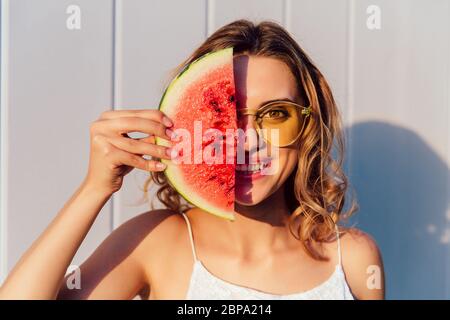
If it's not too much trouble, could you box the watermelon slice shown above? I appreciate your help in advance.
[156,47,237,220]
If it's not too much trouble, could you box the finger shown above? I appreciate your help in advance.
[98,117,173,141]
[99,109,173,127]
[107,143,167,172]
[139,134,174,147]
[141,135,155,144]
[120,133,174,150]
[106,135,172,160]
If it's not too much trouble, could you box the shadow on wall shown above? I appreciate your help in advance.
[345,121,449,300]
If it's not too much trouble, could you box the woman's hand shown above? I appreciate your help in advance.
[84,109,174,195]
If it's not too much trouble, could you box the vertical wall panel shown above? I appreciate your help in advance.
[1,0,114,280]
[0,0,10,280]
[289,0,351,123]
[113,0,206,226]
[210,0,284,35]
[349,0,450,299]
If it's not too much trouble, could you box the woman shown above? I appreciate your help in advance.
[0,19,384,300]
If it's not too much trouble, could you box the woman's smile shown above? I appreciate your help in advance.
[235,160,272,181]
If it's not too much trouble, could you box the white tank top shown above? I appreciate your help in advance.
[181,213,355,300]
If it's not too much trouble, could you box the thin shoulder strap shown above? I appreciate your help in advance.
[181,213,198,262]
[335,224,342,266]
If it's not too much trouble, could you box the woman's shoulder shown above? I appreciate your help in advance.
[90,209,186,264]
[113,208,192,272]
[117,209,188,251]
[56,209,187,299]
[339,227,381,257]
[338,226,385,299]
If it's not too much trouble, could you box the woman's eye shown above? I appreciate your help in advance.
[263,109,288,119]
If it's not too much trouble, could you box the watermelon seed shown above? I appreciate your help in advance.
[213,120,224,127]
[225,185,235,195]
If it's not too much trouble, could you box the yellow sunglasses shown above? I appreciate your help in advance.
[237,100,312,147]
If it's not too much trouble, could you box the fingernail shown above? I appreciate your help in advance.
[165,128,174,139]
[162,116,173,127]
[156,162,166,170]
[165,147,173,158]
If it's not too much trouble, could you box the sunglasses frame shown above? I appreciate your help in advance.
[237,100,312,147]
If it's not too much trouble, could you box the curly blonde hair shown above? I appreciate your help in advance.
[142,19,358,260]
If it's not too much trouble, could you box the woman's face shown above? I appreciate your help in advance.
[234,54,303,206]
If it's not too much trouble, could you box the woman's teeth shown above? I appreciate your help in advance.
[236,162,270,173]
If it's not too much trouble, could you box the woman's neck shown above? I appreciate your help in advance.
[234,183,291,225]
[217,184,300,259]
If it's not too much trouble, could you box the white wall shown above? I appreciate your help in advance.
[1,0,449,299]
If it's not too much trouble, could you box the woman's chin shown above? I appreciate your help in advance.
[234,190,264,206]
[235,199,254,206]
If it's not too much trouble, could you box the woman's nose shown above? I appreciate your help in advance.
[237,114,263,152]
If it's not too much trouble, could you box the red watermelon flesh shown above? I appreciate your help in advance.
[156,48,237,220]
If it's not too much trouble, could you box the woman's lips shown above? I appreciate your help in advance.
[235,160,272,182]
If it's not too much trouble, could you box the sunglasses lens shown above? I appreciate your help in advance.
[258,103,307,147]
